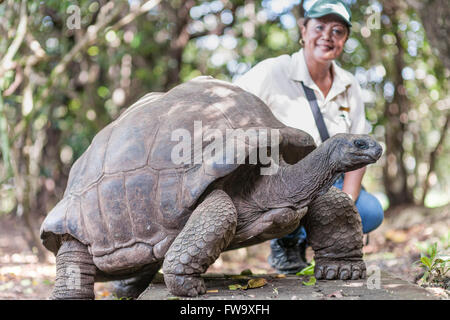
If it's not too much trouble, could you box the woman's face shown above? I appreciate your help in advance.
[301,15,349,63]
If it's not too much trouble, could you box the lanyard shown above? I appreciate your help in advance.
[301,82,330,143]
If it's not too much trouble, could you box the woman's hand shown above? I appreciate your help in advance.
[342,167,366,201]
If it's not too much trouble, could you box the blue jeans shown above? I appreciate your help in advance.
[282,176,384,243]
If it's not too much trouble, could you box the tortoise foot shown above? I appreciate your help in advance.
[164,274,206,297]
[314,259,366,280]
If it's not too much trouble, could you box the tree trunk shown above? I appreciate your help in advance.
[421,114,450,205]
[413,0,450,69]
[163,1,195,90]
[382,1,415,207]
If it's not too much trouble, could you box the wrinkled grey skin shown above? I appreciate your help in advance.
[40,77,382,299]
[161,133,381,296]
[51,134,381,299]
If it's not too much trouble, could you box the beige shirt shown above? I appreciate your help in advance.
[234,49,372,146]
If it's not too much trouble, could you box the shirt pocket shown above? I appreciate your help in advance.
[338,106,352,130]
[327,101,351,133]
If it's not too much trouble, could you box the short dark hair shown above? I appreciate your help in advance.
[303,17,311,27]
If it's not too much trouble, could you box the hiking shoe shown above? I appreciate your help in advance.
[268,238,309,274]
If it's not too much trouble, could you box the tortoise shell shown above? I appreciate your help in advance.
[40,76,314,273]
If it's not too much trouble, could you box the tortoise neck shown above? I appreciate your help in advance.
[254,142,341,209]
[283,145,340,205]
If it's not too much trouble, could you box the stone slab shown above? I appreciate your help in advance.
[138,271,439,300]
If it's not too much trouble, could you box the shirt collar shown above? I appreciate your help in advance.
[289,48,353,100]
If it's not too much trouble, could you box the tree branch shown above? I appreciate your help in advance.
[0,91,13,182]
[37,0,159,107]
[50,2,124,80]
[109,0,161,31]
[0,0,27,77]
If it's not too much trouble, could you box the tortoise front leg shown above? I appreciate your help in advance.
[305,187,366,280]
[163,190,237,297]
[51,235,96,300]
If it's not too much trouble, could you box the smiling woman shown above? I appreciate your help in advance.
[234,0,384,275]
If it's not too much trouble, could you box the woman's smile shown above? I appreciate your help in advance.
[317,44,334,51]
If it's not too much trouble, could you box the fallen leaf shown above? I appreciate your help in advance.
[247,278,267,289]
[385,229,408,243]
[100,290,110,297]
[275,274,286,278]
[302,276,316,286]
[296,264,315,276]
[41,279,53,286]
[229,278,268,291]
[228,284,242,290]
[207,289,218,293]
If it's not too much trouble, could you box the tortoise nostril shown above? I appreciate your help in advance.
[354,139,369,150]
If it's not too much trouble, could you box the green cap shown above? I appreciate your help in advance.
[305,0,352,27]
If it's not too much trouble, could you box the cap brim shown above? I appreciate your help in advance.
[306,12,352,27]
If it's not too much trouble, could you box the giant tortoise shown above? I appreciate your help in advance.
[40,76,382,299]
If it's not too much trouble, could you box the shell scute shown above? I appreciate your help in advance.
[124,169,158,239]
[80,187,110,256]
[104,108,159,174]
[66,125,112,195]
[98,175,133,246]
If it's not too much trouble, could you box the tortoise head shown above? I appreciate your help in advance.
[324,133,383,172]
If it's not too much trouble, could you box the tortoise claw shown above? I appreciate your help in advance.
[325,266,338,280]
[351,269,360,280]
[315,259,366,280]
[314,265,325,279]
[164,274,206,297]
[339,268,351,280]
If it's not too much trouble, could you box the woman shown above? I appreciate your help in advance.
[234,0,384,274]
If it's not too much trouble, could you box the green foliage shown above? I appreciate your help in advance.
[296,259,315,276]
[111,293,133,300]
[414,241,449,287]
[228,277,268,290]
[302,276,316,286]
[297,260,317,286]
[240,268,253,276]
[0,0,448,224]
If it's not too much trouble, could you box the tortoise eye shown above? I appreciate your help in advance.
[354,139,369,150]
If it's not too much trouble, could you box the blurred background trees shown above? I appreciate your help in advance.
[0,0,448,260]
